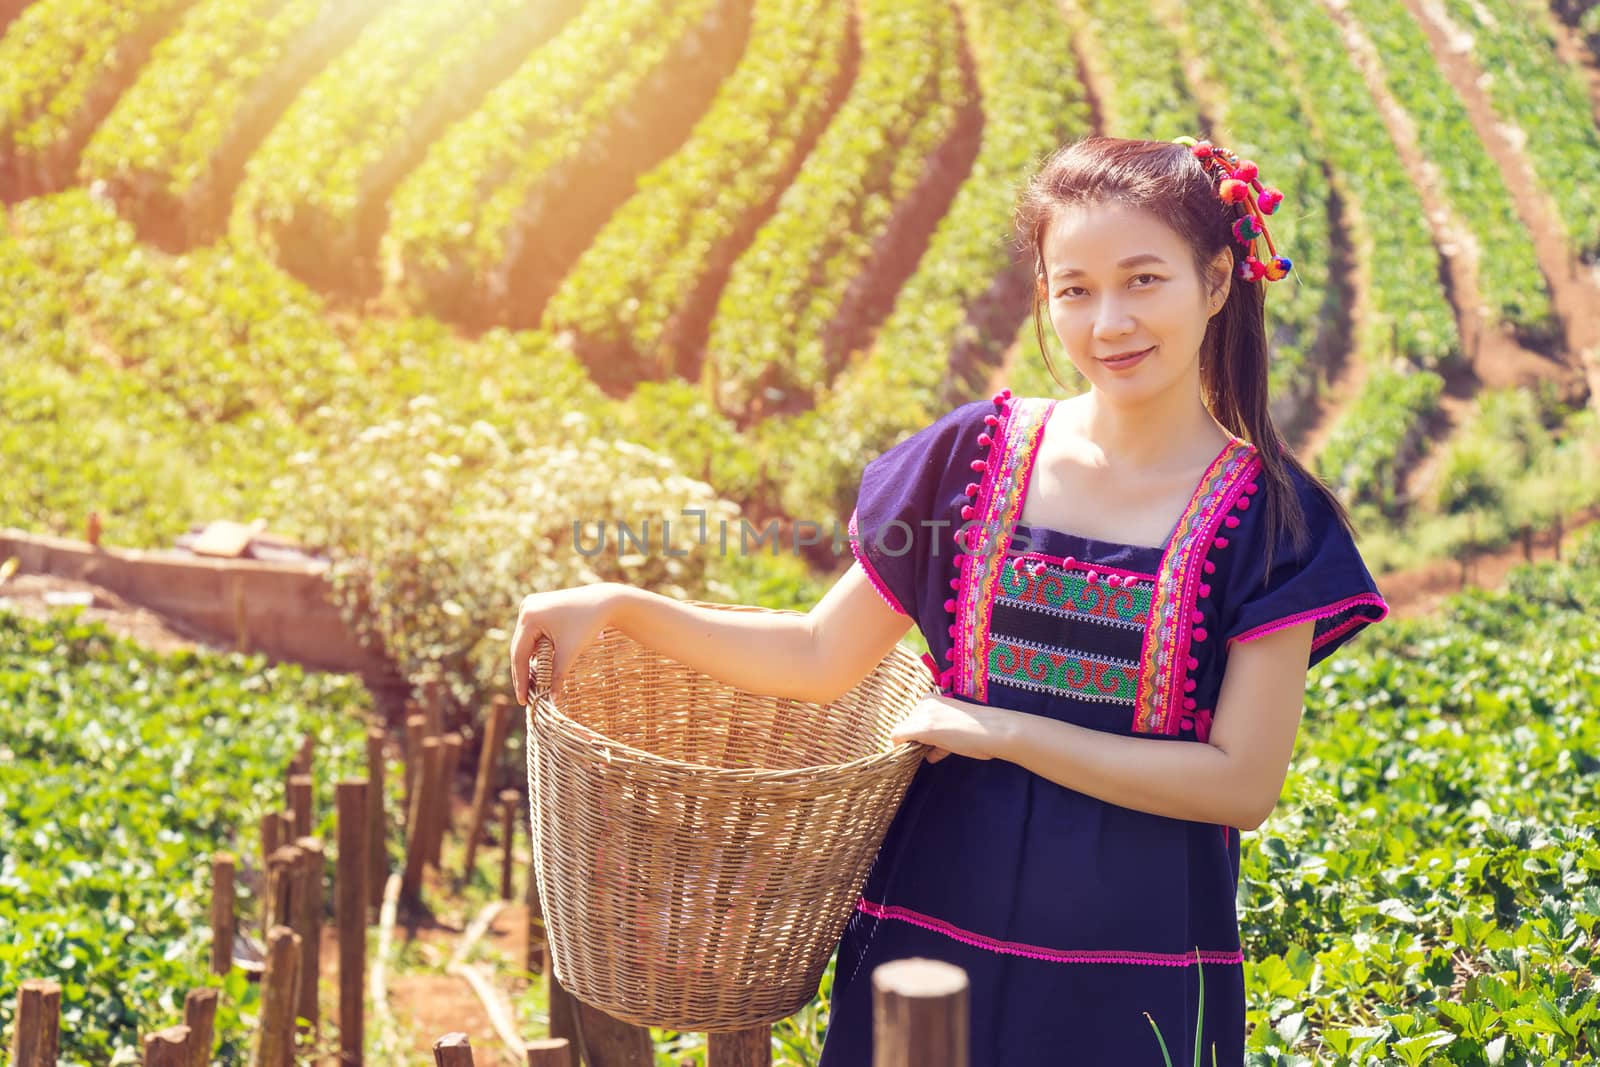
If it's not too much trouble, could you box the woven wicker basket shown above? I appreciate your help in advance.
[524,599,933,1032]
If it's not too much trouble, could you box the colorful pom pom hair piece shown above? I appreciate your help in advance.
[1173,135,1292,284]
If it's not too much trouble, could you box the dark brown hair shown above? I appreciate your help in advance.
[1013,134,1354,573]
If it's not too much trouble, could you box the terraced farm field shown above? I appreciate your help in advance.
[4,0,1600,1061]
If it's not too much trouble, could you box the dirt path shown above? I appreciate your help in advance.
[1321,0,1581,506]
[1403,0,1600,408]
[1377,510,1599,618]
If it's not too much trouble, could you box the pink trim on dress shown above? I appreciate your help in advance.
[1009,552,1157,584]
[1226,592,1389,647]
[848,506,910,616]
[855,897,1242,967]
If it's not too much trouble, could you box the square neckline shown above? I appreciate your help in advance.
[1010,397,1245,558]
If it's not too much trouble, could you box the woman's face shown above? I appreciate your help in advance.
[1040,200,1230,406]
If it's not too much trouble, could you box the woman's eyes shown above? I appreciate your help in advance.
[1054,274,1162,298]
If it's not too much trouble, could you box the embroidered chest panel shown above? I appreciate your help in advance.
[987,557,1155,705]
[942,392,1264,737]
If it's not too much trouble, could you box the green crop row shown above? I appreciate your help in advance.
[79,0,335,211]
[231,0,575,280]
[1,192,612,549]
[1259,0,1459,374]
[1442,0,1600,261]
[0,610,377,1066]
[0,0,194,171]
[539,0,854,386]
[1169,0,1334,416]
[1258,0,1458,509]
[1062,0,1201,141]
[700,0,970,417]
[1343,0,1557,345]
[383,0,725,321]
[1315,364,1447,515]
[1240,530,1600,1064]
[735,0,1092,521]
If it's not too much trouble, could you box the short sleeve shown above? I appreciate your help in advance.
[1220,466,1389,669]
[848,402,984,620]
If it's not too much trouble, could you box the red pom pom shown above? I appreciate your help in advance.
[1193,140,1215,159]
[977,433,992,447]
[1231,161,1259,182]
[1257,187,1284,214]
[945,599,956,612]
[1218,179,1249,204]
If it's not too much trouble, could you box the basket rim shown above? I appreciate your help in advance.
[527,689,931,783]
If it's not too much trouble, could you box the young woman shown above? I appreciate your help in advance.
[509,135,1389,1064]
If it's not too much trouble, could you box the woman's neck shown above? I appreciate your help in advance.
[1073,383,1225,471]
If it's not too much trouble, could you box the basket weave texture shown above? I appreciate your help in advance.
[524,600,933,1032]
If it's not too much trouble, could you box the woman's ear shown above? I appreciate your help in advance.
[1206,247,1233,317]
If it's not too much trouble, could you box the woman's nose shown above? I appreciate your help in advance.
[1092,296,1137,339]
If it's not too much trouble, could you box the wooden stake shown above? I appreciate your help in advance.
[546,972,580,1067]
[708,1027,771,1067]
[264,844,303,938]
[524,1039,571,1067]
[402,737,442,904]
[183,989,218,1067]
[142,1025,190,1067]
[211,852,235,975]
[9,978,61,1067]
[431,732,464,868]
[260,811,281,872]
[404,714,428,831]
[433,1032,475,1066]
[424,675,445,739]
[871,958,969,1067]
[337,780,368,1067]
[499,789,519,901]
[254,926,302,1067]
[524,849,545,977]
[289,774,314,841]
[463,695,511,878]
[366,726,387,914]
[290,838,324,1042]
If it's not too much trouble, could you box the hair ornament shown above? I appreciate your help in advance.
[1173,135,1291,284]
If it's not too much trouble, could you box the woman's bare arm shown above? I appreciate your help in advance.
[606,560,913,705]
[511,557,915,705]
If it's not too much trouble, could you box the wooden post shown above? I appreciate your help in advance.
[366,725,387,913]
[337,780,368,1067]
[1523,524,1534,562]
[463,696,511,878]
[404,714,428,831]
[524,1039,572,1067]
[499,789,519,901]
[289,774,314,840]
[274,811,295,859]
[871,958,969,1067]
[424,675,445,739]
[264,844,303,938]
[1556,508,1565,560]
[291,837,324,1042]
[402,736,442,904]
[142,1025,190,1067]
[546,973,581,1067]
[431,732,464,868]
[260,811,282,871]
[9,978,61,1067]
[211,852,235,975]
[254,926,302,1067]
[569,999,653,1066]
[708,1027,771,1067]
[183,989,218,1067]
[433,1032,475,1066]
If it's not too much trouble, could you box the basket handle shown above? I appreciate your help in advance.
[527,632,557,704]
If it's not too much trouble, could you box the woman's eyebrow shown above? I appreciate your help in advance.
[1052,253,1169,278]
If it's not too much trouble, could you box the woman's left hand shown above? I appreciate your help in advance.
[889,694,1012,764]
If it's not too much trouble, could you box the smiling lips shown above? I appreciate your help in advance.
[1100,346,1153,368]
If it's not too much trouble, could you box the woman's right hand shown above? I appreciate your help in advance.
[509,582,619,706]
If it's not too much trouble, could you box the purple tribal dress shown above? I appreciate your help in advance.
[820,392,1388,1066]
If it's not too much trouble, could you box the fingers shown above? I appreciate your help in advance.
[509,612,546,707]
